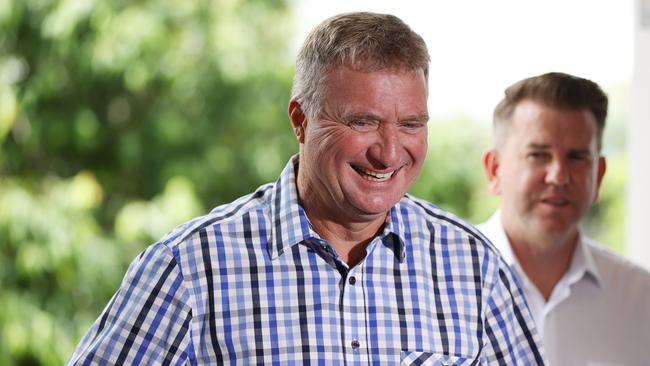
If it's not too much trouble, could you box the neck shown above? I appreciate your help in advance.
[307,213,385,267]
[296,162,387,267]
[507,231,578,301]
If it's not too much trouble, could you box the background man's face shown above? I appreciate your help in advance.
[298,66,429,222]
[494,99,605,248]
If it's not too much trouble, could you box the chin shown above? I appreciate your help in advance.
[535,221,576,237]
[352,200,395,217]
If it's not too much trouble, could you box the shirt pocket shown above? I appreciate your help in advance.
[400,350,474,366]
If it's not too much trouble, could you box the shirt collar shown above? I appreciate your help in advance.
[481,210,602,288]
[268,155,317,259]
[268,156,406,261]
[383,204,407,262]
[569,234,603,287]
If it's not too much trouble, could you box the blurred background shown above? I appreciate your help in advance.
[0,0,637,364]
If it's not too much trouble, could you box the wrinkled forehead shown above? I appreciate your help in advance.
[323,63,428,91]
[325,55,428,80]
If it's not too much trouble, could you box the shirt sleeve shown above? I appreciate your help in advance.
[480,263,547,365]
[66,243,194,366]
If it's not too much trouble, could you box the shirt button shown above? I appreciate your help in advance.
[351,339,360,349]
[348,276,356,285]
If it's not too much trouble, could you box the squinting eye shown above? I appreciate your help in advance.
[348,120,378,131]
[402,122,425,130]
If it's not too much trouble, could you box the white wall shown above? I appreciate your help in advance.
[627,0,650,269]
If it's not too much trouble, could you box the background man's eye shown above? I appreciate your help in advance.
[527,152,549,160]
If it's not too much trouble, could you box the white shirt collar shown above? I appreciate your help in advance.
[478,210,602,289]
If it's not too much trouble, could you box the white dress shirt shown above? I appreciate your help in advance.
[478,211,650,366]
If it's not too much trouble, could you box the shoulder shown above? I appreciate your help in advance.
[400,195,499,252]
[399,195,485,238]
[585,237,650,292]
[398,195,509,278]
[156,183,274,252]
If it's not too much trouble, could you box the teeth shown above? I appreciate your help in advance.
[356,167,394,181]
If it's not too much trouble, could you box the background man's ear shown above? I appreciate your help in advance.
[288,99,306,143]
[593,156,607,203]
[483,149,502,195]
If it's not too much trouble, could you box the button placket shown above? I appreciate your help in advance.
[343,268,367,362]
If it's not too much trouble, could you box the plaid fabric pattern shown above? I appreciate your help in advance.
[68,157,545,365]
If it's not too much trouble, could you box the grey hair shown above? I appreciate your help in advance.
[291,12,430,120]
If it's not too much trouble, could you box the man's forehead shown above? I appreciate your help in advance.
[512,102,595,130]
[506,106,598,150]
[513,99,597,122]
[326,63,426,78]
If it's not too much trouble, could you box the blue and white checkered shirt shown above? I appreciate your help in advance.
[68,157,545,365]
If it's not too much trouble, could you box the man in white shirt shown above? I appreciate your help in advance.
[478,72,650,365]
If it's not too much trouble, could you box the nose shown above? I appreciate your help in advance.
[368,125,401,168]
[545,157,570,186]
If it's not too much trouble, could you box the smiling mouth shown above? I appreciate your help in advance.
[352,166,395,182]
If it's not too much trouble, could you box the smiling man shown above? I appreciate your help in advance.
[291,65,430,266]
[479,72,650,365]
[68,12,544,365]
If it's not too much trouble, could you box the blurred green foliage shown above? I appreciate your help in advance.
[0,0,628,364]
[1,0,296,364]
[411,116,497,223]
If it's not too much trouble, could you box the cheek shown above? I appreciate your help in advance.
[579,171,601,197]
[504,166,540,195]
[308,127,351,155]
[405,134,428,161]
[521,171,545,193]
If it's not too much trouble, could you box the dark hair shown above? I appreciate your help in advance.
[493,72,608,151]
[291,12,430,119]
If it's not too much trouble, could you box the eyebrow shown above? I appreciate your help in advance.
[344,112,381,121]
[527,143,592,155]
[401,113,430,123]
[526,143,551,150]
[568,149,593,156]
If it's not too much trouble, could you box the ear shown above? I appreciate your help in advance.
[288,99,307,143]
[483,148,502,195]
[593,156,607,203]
